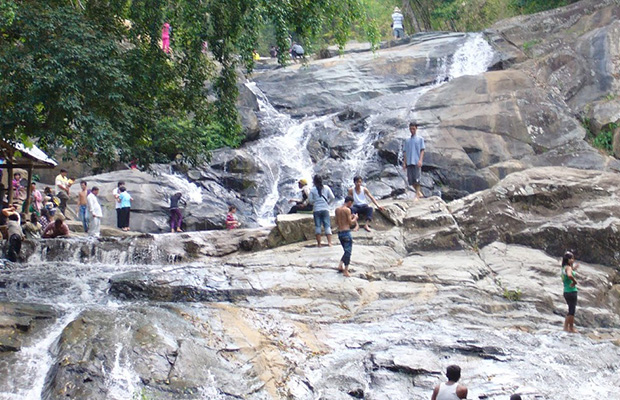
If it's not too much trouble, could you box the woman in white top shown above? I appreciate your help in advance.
[308,175,335,247]
[431,365,468,400]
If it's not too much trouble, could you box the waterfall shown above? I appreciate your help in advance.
[246,82,331,226]
[244,33,496,223]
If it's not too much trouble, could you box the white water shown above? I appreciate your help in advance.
[161,172,203,204]
[246,82,332,225]
[0,34,499,399]
[246,34,495,224]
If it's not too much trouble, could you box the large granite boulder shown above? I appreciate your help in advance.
[449,166,620,266]
[491,0,620,122]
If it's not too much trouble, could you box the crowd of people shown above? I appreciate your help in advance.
[1,120,583,339]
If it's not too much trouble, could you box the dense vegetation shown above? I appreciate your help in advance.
[1,0,577,169]
[0,0,378,169]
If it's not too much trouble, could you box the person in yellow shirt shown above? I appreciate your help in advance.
[54,169,73,217]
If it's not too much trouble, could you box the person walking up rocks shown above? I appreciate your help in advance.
[170,192,185,233]
[402,121,425,200]
[335,196,358,277]
[391,7,405,39]
[55,169,73,217]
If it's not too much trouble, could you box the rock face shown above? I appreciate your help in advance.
[4,167,616,400]
[57,0,620,232]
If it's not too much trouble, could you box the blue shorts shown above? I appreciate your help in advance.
[313,210,332,235]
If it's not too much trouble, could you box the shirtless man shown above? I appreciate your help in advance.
[77,181,89,233]
[335,196,359,277]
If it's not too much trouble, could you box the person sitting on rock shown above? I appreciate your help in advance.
[431,365,468,400]
[288,179,312,214]
[290,43,304,59]
[23,212,42,239]
[226,205,241,229]
[347,176,384,232]
[43,217,70,238]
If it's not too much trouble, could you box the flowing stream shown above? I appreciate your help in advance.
[5,34,614,400]
[248,33,495,225]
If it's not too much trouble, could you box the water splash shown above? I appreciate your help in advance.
[106,342,141,400]
[161,172,203,204]
[449,33,495,79]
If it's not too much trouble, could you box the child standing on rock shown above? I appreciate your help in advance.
[226,205,240,229]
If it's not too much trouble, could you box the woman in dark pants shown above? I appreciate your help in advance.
[561,251,579,333]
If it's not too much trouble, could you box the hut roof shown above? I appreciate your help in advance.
[0,141,57,169]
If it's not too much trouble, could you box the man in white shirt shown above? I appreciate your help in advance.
[392,7,405,39]
[87,186,103,237]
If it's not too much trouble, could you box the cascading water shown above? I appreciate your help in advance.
[246,33,495,224]
[0,33,557,400]
[245,82,332,225]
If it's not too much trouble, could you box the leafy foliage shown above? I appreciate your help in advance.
[0,0,378,169]
[399,0,580,33]
[582,118,616,154]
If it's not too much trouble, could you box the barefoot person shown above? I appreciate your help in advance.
[402,121,425,200]
[308,175,335,247]
[431,365,468,400]
[77,181,89,233]
[335,196,358,277]
[561,251,579,333]
[348,176,384,232]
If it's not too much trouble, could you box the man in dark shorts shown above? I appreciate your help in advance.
[402,121,425,200]
[335,196,358,277]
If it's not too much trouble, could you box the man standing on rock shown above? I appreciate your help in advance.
[55,169,73,217]
[87,186,102,237]
[402,121,425,200]
[77,181,89,233]
[335,196,358,277]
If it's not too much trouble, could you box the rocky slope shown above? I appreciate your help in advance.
[59,0,620,232]
[2,167,620,399]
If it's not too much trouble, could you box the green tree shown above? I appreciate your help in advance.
[0,0,378,169]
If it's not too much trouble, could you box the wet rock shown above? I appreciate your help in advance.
[0,302,55,353]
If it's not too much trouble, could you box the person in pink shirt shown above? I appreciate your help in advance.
[226,205,240,229]
[162,23,170,53]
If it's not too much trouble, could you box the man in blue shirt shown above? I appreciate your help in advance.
[402,121,425,200]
